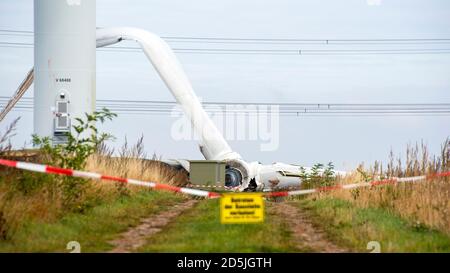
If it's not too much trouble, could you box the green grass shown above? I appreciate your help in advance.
[292,197,450,253]
[0,190,185,252]
[3,186,447,253]
[138,200,306,253]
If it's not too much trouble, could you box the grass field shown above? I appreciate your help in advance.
[291,197,450,253]
[1,191,449,252]
[0,190,185,252]
[136,196,450,253]
[0,117,448,253]
[139,199,305,253]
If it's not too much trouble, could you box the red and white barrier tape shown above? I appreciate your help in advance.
[0,159,221,199]
[1,158,449,199]
[264,171,450,198]
[187,184,225,188]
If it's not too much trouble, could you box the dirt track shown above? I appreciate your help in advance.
[108,199,198,253]
[108,198,346,253]
[270,201,347,253]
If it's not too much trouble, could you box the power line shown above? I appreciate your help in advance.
[162,36,450,42]
[1,28,450,44]
[3,28,450,56]
[2,42,450,55]
[4,105,450,114]
[0,29,32,34]
[2,97,449,116]
[4,108,450,117]
[3,34,450,45]
[4,104,449,116]
[2,96,449,107]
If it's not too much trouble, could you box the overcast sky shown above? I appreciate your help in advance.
[0,0,449,170]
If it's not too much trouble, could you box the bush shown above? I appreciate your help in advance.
[32,108,117,212]
[300,162,336,189]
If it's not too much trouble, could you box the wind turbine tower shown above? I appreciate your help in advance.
[34,0,96,143]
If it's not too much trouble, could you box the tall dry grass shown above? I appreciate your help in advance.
[89,136,188,187]
[312,139,450,234]
[0,135,188,240]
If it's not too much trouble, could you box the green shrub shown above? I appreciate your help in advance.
[300,162,336,189]
[32,108,117,212]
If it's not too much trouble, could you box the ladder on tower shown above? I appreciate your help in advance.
[0,68,34,122]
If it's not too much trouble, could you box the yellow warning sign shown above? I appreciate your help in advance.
[220,193,264,224]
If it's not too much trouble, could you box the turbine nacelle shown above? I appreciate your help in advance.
[223,160,346,192]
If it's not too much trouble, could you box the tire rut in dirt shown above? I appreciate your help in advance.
[108,199,198,253]
[270,201,348,253]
